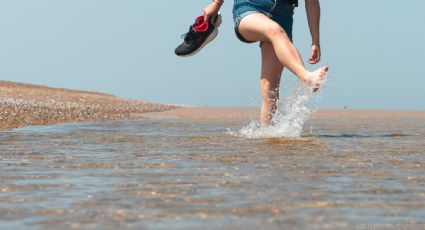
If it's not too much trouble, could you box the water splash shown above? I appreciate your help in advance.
[239,86,316,138]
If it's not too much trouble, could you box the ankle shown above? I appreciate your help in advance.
[298,70,310,82]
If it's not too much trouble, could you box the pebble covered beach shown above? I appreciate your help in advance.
[0,81,176,131]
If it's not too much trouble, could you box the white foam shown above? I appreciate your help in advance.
[238,85,316,138]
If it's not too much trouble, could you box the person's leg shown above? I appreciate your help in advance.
[260,41,283,125]
[238,13,328,91]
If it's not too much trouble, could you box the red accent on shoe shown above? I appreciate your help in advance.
[195,15,204,26]
[193,22,208,32]
[192,15,209,32]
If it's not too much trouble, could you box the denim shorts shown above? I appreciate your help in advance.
[233,0,294,43]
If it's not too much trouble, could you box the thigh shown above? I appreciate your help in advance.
[237,13,284,43]
[261,41,283,88]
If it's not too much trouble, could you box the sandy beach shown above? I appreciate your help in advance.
[2,80,424,131]
[0,81,176,131]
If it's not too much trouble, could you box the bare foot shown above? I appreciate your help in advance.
[302,66,329,92]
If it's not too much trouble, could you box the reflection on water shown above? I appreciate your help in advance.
[1,115,425,229]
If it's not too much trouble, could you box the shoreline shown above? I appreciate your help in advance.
[1,81,424,131]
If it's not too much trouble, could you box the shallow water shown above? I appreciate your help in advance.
[1,114,425,229]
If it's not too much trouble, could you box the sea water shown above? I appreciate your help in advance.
[1,107,425,229]
[239,86,315,138]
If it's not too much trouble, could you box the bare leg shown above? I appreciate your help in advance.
[260,41,283,125]
[238,13,328,92]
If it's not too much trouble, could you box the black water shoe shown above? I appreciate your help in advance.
[175,13,222,57]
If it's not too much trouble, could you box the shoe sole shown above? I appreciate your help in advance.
[180,14,222,57]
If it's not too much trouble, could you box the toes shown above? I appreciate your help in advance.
[323,66,329,72]
[320,66,329,76]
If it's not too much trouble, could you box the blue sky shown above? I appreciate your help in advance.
[0,0,424,109]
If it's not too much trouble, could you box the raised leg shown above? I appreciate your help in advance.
[238,13,328,92]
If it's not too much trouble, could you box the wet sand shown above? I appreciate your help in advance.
[0,81,176,131]
[143,107,260,120]
[144,106,425,120]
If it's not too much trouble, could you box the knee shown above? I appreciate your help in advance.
[265,23,286,41]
